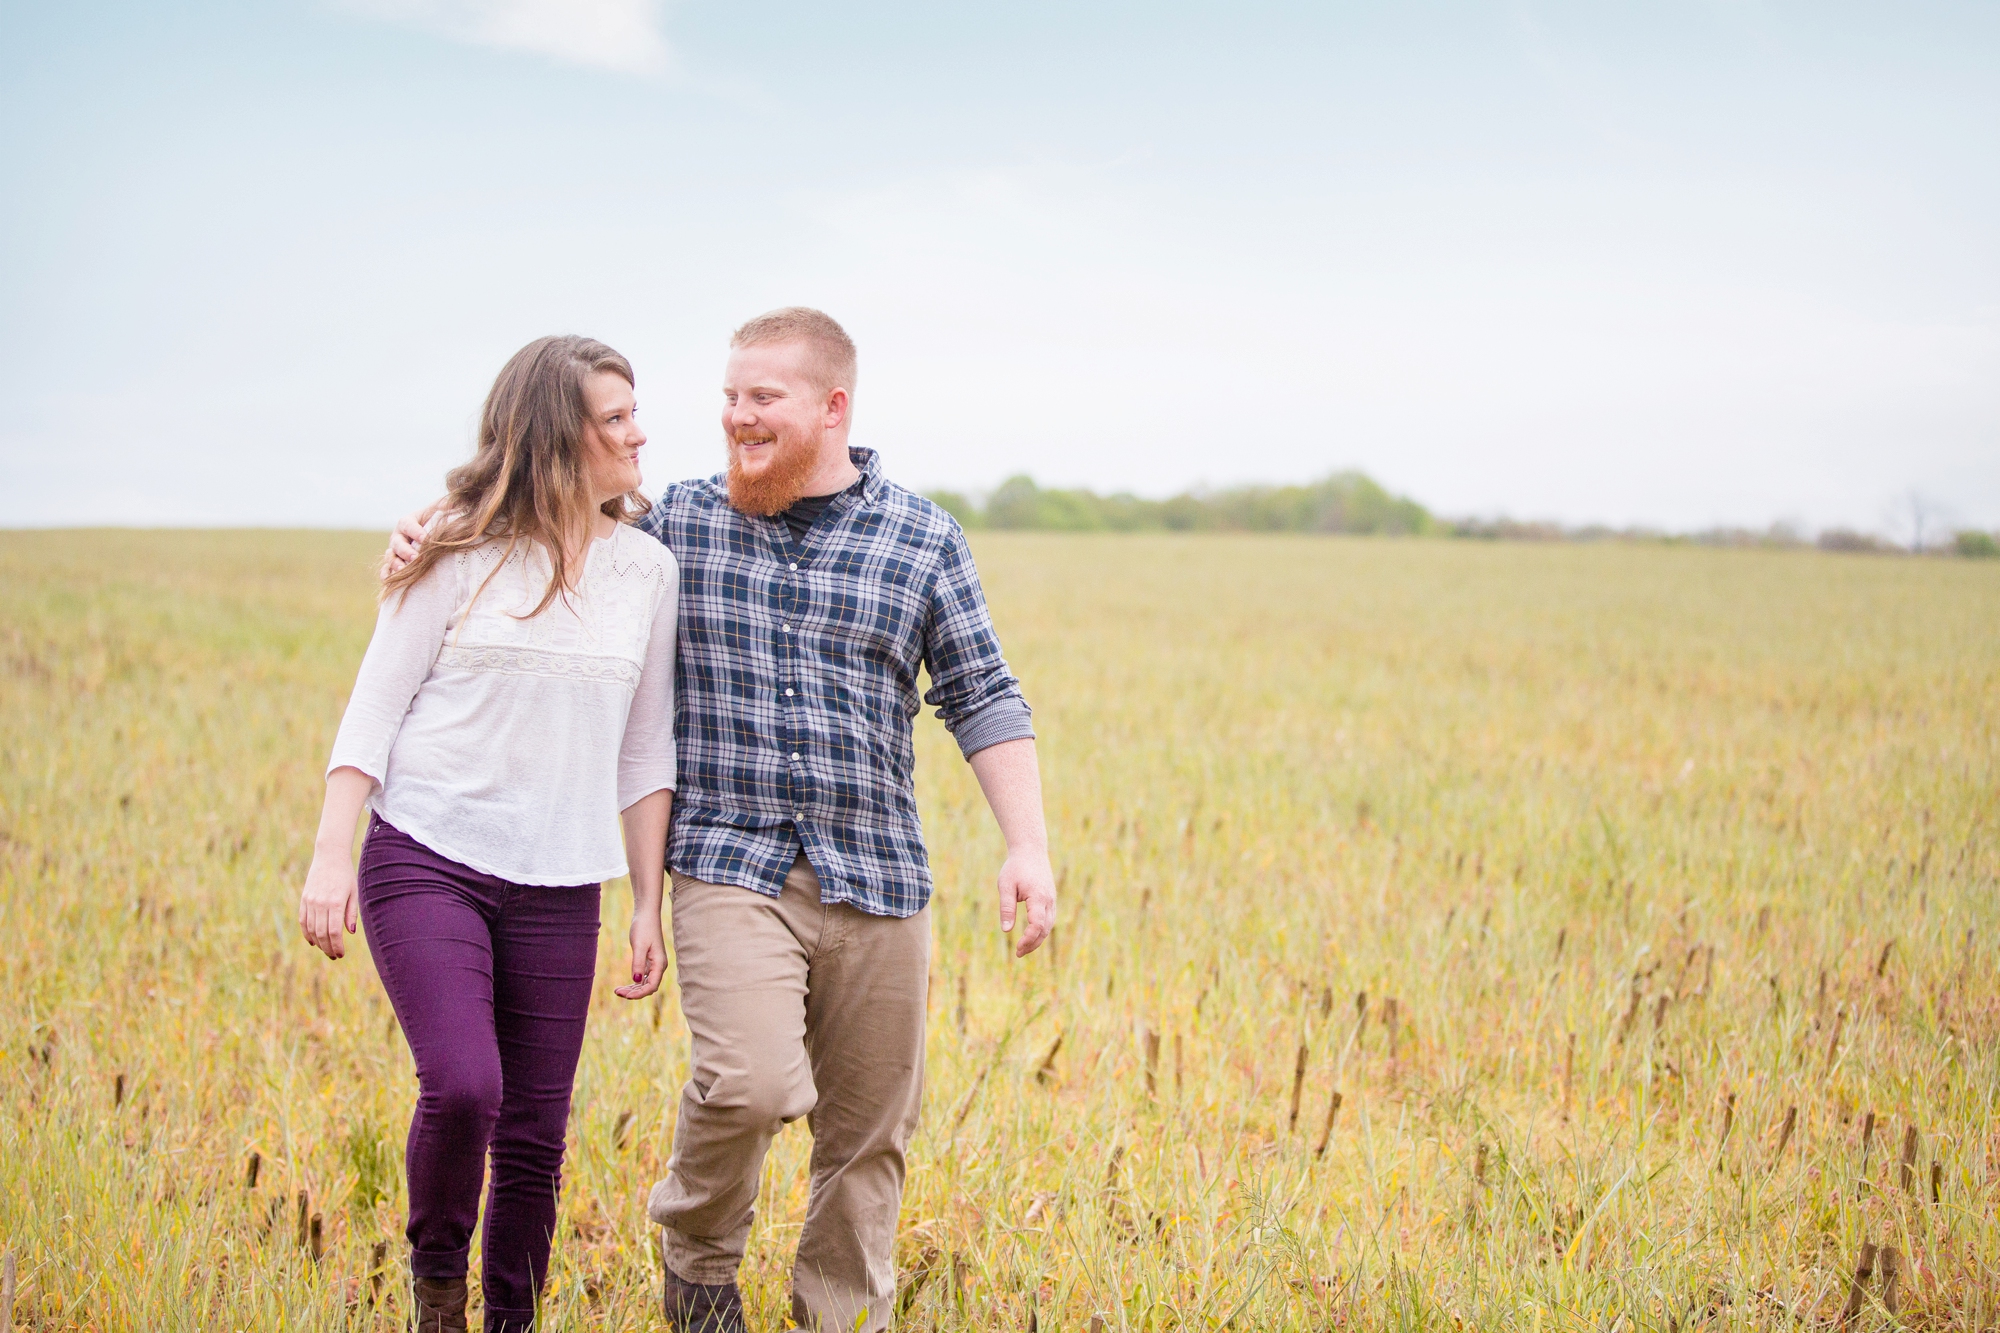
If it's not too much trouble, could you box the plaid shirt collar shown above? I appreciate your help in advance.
[847,445,886,503]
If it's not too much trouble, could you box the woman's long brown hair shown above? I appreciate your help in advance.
[383,335,647,617]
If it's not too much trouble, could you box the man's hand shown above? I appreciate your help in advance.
[381,501,443,577]
[967,737,1057,957]
[997,846,1056,957]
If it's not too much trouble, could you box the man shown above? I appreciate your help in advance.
[393,307,1055,1333]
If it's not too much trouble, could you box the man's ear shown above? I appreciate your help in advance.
[824,387,850,431]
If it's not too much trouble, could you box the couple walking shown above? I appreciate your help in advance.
[297,308,1056,1332]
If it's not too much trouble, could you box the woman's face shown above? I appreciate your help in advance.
[582,370,646,503]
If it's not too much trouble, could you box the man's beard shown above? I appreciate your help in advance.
[726,428,820,516]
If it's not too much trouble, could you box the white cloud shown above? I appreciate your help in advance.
[337,0,671,74]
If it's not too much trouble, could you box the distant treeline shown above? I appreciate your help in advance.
[930,471,1435,535]
[929,472,2000,556]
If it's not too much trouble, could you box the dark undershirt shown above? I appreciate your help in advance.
[780,491,842,545]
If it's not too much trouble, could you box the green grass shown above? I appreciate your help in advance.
[2,529,1996,1330]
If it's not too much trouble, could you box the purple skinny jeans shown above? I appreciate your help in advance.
[358,816,601,1333]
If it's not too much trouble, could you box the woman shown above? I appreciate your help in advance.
[297,335,677,1333]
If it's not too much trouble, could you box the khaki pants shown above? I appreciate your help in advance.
[648,854,929,1333]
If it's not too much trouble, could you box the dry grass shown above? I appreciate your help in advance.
[1,529,1996,1330]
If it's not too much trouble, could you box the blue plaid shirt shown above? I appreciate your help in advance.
[637,447,1033,917]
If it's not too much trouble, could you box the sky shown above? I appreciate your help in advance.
[1,1,1995,534]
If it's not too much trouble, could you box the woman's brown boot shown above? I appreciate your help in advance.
[412,1276,470,1333]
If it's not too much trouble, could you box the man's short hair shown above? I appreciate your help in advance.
[730,307,857,396]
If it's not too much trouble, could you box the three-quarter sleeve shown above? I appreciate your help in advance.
[617,561,679,811]
[327,558,458,787]
[919,521,1033,758]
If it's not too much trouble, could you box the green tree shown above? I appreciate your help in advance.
[1955,529,1999,558]
[928,470,1436,535]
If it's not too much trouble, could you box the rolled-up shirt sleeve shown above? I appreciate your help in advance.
[618,557,679,810]
[951,694,1036,757]
[327,560,457,787]
[920,523,1035,760]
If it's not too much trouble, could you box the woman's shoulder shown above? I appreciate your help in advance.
[609,523,679,579]
[449,532,514,584]
[421,516,508,568]
[381,519,493,601]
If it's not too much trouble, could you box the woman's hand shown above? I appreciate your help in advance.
[299,849,360,960]
[301,766,374,961]
[616,787,672,1000]
[617,910,668,1000]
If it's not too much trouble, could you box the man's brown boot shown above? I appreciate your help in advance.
[412,1276,470,1333]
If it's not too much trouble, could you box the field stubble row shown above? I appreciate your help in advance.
[0,530,1995,1330]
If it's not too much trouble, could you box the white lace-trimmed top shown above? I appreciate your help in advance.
[328,524,678,886]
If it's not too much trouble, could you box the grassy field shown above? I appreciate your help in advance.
[2,529,1997,1331]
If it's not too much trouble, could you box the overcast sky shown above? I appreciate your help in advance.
[2,1,1995,533]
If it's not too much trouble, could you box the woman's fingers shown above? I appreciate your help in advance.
[614,976,657,999]
[615,942,664,999]
[298,894,346,960]
[297,860,358,962]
